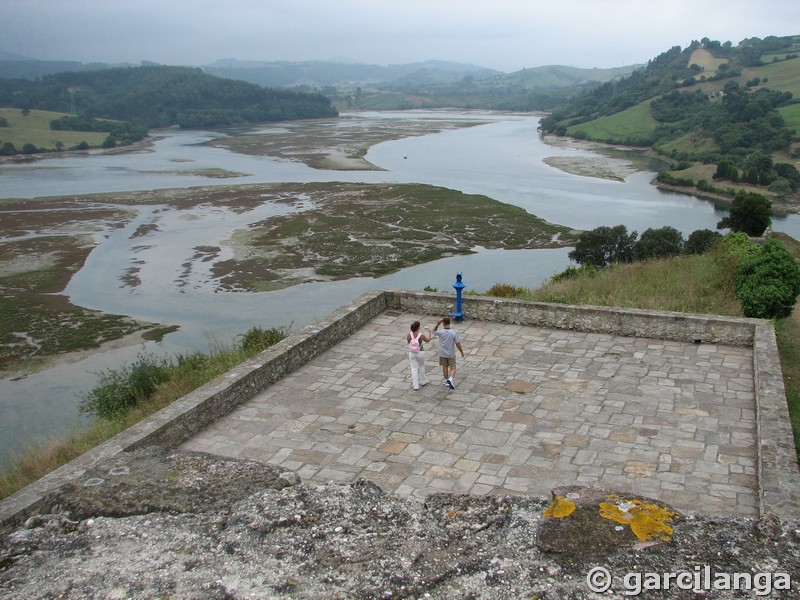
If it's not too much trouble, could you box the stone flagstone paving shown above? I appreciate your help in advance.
[181,311,758,517]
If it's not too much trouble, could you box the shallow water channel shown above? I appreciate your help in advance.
[1,110,799,466]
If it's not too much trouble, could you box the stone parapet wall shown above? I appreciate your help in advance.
[2,289,798,527]
[0,290,389,527]
[125,289,388,451]
[751,323,800,517]
[385,290,757,346]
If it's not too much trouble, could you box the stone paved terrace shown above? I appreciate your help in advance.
[3,291,798,528]
[182,310,761,517]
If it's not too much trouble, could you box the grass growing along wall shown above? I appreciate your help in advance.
[0,326,286,500]
[776,317,800,459]
[769,232,800,454]
[513,252,742,317]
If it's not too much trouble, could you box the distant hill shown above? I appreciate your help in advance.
[202,59,497,88]
[0,55,641,113]
[0,65,338,130]
[0,51,33,61]
[494,64,641,89]
[0,55,128,80]
[0,54,633,93]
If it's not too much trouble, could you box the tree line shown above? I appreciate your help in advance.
[0,65,338,155]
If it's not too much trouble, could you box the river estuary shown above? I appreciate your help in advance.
[1,110,799,466]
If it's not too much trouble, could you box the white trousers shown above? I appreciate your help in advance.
[408,350,428,389]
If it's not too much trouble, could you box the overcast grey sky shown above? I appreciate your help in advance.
[2,0,799,72]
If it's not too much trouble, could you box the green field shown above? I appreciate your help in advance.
[743,55,800,97]
[566,101,658,144]
[656,129,720,157]
[778,102,800,131]
[0,108,108,151]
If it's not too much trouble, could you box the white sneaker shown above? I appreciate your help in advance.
[442,379,449,386]
[446,377,455,389]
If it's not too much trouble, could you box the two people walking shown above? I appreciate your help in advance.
[406,316,464,391]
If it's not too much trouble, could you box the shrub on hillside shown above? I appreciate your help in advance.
[568,225,638,269]
[635,226,684,260]
[485,283,527,298]
[685,229,722,255]
[734,238,800,319]
[80,354,171,420]
[717,191,772,236]
[549,264,598,283]
[238,326,287,354]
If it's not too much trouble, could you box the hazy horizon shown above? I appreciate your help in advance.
[2,0,799,74]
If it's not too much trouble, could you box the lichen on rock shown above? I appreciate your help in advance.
[538,485,682,556]
[598,493,678,542]
[543,495,577,519]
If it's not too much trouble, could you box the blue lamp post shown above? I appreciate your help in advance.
[451,272,465,321]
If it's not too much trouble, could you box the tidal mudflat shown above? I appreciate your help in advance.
[0,181,575,377]
[208,114,488,171]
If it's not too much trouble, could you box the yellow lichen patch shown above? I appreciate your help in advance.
[543,496,577,518]
[598,495,678,542]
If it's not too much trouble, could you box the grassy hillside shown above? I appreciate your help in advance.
[542,36,800,153]
[566,101,658,145]
[562,53,800,148]
[686,48,728,73]
[744,56,800,96]
[780,102,800,131]
[0,108,108,151]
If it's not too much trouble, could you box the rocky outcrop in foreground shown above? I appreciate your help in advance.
[1,449,798,599]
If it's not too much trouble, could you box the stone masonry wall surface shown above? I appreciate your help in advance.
[1,290,798,528]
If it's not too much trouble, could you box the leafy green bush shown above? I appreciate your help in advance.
[80,354,171,420]
[635,226,684,260]
[175,351,210,371]
[734,238,800,319]
[549,264,598,283]
[656,170,694,186]
[485,283,528,298]
[238,326,286,354]
[717,191,772,236]
[568,225,638,269]
[685,229,722,255]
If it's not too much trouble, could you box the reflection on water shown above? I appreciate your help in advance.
[1,110,799,466]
